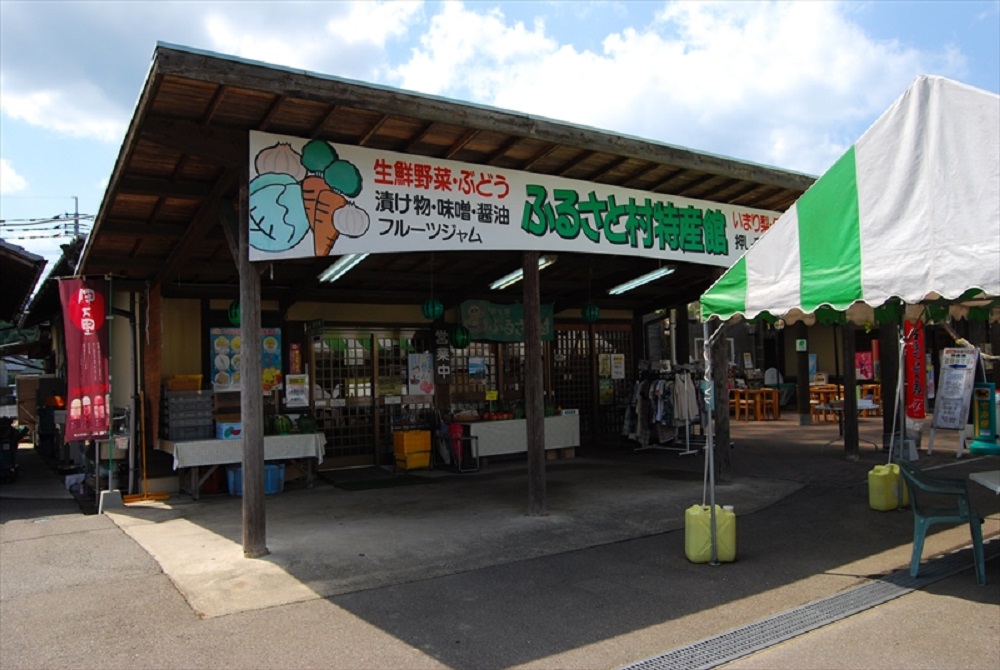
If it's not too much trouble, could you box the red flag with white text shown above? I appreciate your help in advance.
[59,278,111,441]
[904,320,926,419]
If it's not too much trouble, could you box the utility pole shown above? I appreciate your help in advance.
[73,196,80,237]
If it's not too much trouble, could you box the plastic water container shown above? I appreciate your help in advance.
[685,504,737,563]
[868,464,909,510]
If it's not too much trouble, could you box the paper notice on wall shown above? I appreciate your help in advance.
[611,353,625,380]
[285,374,309,408]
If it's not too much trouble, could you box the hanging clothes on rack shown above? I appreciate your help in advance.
[672,372,701,425]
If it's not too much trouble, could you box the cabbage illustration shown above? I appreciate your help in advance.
[249,173,311,253]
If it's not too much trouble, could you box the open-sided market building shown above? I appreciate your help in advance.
[14,43,915,545]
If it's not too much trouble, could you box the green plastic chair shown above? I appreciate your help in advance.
[896,460,986,585]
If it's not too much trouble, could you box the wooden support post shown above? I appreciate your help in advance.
[523,250,546,516]
[796,321,811,425]
[843,321,859,459]
[237,177,268,558]
[710,320,731,478]
[880,321,900,450]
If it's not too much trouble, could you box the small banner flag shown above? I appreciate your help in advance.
[59,278,111,441]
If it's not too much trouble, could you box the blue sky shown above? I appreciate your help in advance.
[1,0,998,266]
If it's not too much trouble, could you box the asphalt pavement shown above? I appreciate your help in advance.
[1,413,998,669]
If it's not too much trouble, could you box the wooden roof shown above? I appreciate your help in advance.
[78,43,814,317]
[0,239,47,324]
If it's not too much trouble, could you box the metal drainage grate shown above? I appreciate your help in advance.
[624,539,999,670]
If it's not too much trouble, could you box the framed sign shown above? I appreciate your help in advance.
[931,348,979,430]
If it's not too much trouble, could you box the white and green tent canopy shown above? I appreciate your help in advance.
[701,75,1000,326]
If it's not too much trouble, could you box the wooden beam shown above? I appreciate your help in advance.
[238,175,269,559]
[557,149,593,177]
[200,85,228,125]
[486,136,522,164]
[443,129,479,159]
[257,95,287,131]
[521,144,560,171]
[117,176,213,198]
[141,118,245,167]
[358,114,389,146]
[403,121,437,153]
[309,104,340,138]
[219,201,239,264]
[154,169,239,285]
[584,155,630,182]
[98,219,189,237]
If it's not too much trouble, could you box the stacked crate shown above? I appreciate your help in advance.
[161,389,214,441]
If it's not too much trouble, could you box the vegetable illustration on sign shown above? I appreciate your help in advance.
[249,140,370,256]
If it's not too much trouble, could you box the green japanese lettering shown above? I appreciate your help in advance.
[678,206,705,253]
[521,184,552,236]
[703,209,729,255]
[552,189,582,239]
[577,191,606,243]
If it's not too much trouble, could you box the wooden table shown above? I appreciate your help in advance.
[810,385,844,422]
[731,387,779,421]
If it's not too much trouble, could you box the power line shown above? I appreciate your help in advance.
[0,214,95,226]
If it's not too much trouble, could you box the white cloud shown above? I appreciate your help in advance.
[0,0,984,186]
[331,1,423,47]
[390,1,557,98]
[0,1,422,144]
[0,84,127,143]
[0,158,28,194]
[389,1,967,175]
[202,0,423,79]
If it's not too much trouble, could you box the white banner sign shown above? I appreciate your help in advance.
[249,131,780,266]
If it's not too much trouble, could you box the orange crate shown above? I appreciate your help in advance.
[393,431,431,470]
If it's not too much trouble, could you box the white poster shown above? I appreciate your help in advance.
[408,352,435,396]
[284,374,309,408]
[611,353,626,380]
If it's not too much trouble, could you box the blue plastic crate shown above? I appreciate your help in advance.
[226,463,285,496]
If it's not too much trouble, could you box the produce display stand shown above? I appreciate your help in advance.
[454,414,579,460]
[158,432,325,499]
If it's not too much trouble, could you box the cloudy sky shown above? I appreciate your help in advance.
[1,0,998,265]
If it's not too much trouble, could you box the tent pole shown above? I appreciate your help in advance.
[703,321,718,565]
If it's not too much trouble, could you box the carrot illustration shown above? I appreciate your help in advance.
[301,175,328,231]
[313,189,346,255]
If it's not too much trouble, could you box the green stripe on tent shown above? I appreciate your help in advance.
[796,147,862,311]
[700,255,747,318]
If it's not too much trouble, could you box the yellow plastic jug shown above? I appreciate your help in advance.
[685,504,736,563]
[868,464,909,511]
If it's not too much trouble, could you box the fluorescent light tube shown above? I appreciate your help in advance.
[318,253,369,283]
[607,267,675,295]
[489,255,557,290]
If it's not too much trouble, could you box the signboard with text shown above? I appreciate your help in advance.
[932,347,978,431]
[461,300,554,342]
[248,131,781,265]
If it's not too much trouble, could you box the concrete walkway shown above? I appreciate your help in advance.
[2,415,998,669]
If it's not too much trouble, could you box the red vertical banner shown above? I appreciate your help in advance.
[904,320,926,419]
[59,278,111,441]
